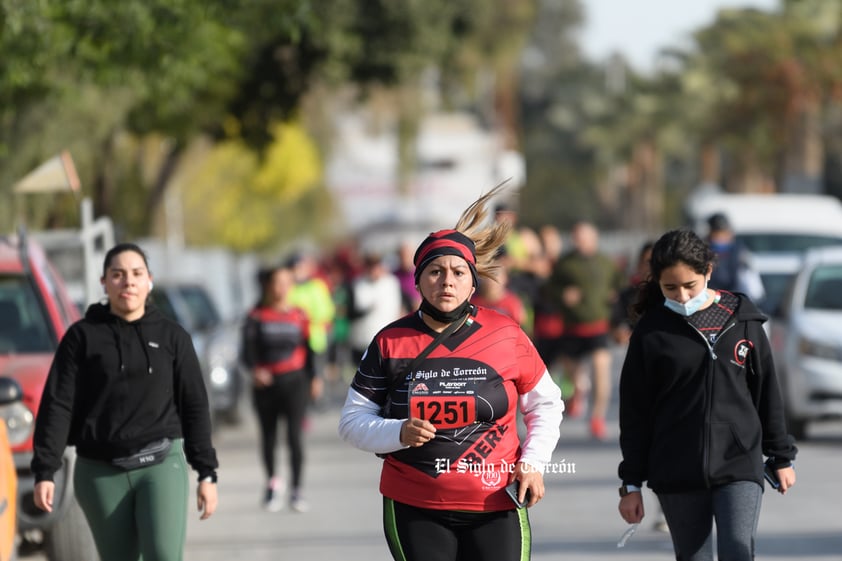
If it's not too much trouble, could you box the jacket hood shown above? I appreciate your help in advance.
[84,302,167,376]
[729,292,767,324]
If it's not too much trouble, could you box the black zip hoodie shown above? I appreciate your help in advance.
[32,303,218,482]
[618,293,796,493]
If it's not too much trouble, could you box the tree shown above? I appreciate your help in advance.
[0,0,247,231]
[690,4,841,193]
[173,120,325,252]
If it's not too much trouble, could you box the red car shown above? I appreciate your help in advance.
[0,232,97,560]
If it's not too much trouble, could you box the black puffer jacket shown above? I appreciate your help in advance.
[618,294,796,493]
[32,303,218,482]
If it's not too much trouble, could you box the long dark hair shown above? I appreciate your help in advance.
[630,229,714,321]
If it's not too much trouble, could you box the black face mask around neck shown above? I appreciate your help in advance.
[419,298,472,324]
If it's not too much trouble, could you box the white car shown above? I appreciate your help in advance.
[685,192,842,253]
[769,246,842,439]
[750,252,804,318]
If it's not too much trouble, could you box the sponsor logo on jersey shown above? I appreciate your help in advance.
[412,383,429,394]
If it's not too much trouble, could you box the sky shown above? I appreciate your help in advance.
[579,0,780,72]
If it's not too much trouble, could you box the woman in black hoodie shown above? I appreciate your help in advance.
[32,243,218,560]
[617,229,796,561]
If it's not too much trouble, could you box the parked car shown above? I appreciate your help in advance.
[686,191,842,314]
[685,192,842,253]
[148,281,244,426]
[0,231,98,560]
[749,252,804,318]
[0,377,23,561]
[768,246,842,440]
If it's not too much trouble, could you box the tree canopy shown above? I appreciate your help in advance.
[2,0,841,246]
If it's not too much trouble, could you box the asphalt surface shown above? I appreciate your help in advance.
[179,375,842,561]
[20,354,842,560]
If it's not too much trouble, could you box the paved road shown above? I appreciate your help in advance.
[20,359,842,560]
[183,374,842,561]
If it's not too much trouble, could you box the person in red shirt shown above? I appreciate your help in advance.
[242,264,319,513]
[471,257,526,327]
[339,185,564,561]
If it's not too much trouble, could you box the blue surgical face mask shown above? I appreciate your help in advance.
[664,281,709,316]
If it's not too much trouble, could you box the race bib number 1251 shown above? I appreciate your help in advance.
[410,396,476,429]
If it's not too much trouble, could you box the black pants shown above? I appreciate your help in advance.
[383,497,531,561]
[252,370,309,488]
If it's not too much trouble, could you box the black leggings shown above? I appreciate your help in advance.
[383,497,531,561]
[252,370,309,488]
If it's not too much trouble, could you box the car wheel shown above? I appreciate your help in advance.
[43,498,99,561]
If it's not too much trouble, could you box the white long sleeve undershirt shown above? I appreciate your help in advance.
[337,370,564,468]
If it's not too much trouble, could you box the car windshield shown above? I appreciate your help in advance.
[0,275,55,353]
[739,234,842,253]
[804,265,842,310]
[177,286,220,331]
[758,272,797,316]
[150,290,179,323]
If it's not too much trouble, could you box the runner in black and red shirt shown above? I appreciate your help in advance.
[242,264,319,513]
[339,185,564,561]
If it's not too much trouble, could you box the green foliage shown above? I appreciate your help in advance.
[522,0,842,232]
[343,0,460,85]
[4,0,842,246]
[180,120,326,251]
[0,0,248,230]
[220,0,345,149]
[677,3,842,186]
[0,0,553,244]
[518,0,606,228]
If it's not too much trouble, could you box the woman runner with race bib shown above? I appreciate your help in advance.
[339,184,564,561]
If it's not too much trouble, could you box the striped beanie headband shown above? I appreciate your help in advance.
[413,229,478,286]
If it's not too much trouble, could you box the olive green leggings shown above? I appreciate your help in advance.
[73,440,189,561]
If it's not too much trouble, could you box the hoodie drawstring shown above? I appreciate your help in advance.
[135,323,153,374]
[107,322,125,374]
[107,319,153,375]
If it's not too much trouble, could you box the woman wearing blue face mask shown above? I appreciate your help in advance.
[616,229,797,561]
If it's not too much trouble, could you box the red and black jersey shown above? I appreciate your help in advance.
[241,306,312,376]
[351,305,546,511]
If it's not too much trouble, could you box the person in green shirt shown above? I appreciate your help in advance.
[543,221,624,440]
[288,252,335,400]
